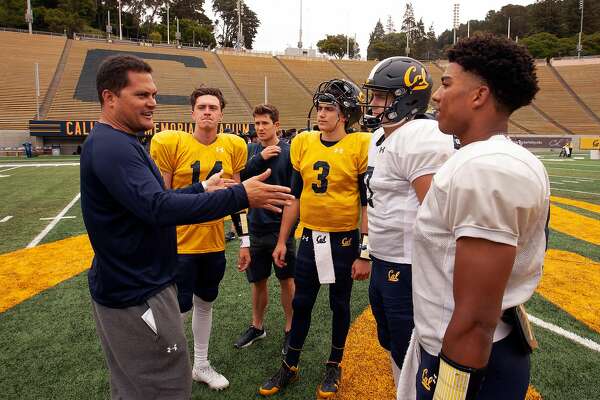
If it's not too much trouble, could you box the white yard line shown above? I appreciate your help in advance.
[0,163,79,168]
[545,166,600,173]
[529,315,600,352]
[0,216,13,223]
[0,166,23,173]
[39,216,76,221]
[550,188,600,197]
[549,175,598,181]
[27,193,81,248]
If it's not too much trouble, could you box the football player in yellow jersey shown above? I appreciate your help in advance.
[259,79,371,398]
[150,87,247,391]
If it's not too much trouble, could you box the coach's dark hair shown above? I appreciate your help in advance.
[447,33,539,114]
[190,87,227,110]
[253,104,279,123]
[96,55,153,105]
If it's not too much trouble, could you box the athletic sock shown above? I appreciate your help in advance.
[192,295,213,368]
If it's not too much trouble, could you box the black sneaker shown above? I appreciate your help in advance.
[281,330,291,355]
[234,326,266,349]
[316,362,342,399]
[258,361,299,396]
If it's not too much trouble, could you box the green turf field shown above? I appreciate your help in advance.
[0,152,599,400]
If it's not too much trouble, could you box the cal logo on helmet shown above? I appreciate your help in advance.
[403,66,430,91]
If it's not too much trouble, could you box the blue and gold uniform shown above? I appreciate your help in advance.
[150,130,247,312]
[283,130,370,375]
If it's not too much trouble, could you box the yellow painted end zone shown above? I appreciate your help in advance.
[537,249,600,333]
[0,235,92,313]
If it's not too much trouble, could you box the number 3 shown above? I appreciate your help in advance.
[312,161,330,193]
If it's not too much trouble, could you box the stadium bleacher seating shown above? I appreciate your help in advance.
[554,63,600,121]
[532,65,600,134]
[46,40,250,123]
[332,59,378,86]
[218,53,310,129]
[278,57,342,94]
[1,31,600,135]
[0,31,66,130]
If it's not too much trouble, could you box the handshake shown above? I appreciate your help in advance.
[204,168,293,213]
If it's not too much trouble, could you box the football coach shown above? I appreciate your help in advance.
[80,54,294,400]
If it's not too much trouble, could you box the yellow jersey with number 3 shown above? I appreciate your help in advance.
[291,131,370,232]
[150,130,247,254]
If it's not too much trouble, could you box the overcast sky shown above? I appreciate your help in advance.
[204,0,536,58]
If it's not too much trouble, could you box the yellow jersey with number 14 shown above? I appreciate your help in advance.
[150,130,247,254]
[291,131,370,232]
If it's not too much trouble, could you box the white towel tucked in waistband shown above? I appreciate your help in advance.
[312,230,335,284]
[397,329,418,400]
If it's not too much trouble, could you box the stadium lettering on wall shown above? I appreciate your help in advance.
[29,120,254,137]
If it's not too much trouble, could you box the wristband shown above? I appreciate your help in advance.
[433,353,486,400]
[240,235,250,248]
[359,233,370,261]
[231,210,249,236]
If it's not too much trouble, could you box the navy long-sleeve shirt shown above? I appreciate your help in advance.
[241,141,292,234]
[81,122,248,308]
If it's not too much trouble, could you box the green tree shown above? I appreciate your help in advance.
[367,19,385,60]
[317,34,359,59]
[367,32,407,60]
[148,30,161,42]
[177,18,216,48]
[522,32,566,58]
[0,0,27,28]
[531,0,565,36]
[212,0,260,49]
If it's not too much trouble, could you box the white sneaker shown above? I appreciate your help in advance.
[192,362,230,390]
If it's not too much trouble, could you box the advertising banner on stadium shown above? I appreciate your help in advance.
[29,120,255,138]
[509,136,572,148]
[580,137,600,150]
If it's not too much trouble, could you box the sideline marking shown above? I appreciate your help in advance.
[0,216,13,223]
[27,193,81,248]
[0,163,79,168]
[550,188,600,197]
[0,166,23,173]
[529,314,600,353]
[39,216,76,221]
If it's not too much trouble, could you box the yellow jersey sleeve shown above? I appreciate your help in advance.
[229,135,248,175]
[290,132,307,172]
[356,132,370,174]
[150,130,180,174]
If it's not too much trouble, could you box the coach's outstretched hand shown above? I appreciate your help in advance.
[204,170,237,192]
[242,169,294,213]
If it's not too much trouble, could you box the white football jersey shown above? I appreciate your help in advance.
[412,135,550,356]
[366,119,455,264]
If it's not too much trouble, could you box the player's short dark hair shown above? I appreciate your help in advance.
[96,55,152,105]
[190,87,226,110]
[447,34,539,114]
[253,104,279,123]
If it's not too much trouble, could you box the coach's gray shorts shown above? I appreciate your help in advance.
[91,285,192,400]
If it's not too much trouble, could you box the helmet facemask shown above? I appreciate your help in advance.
[361,57,433,130]
[361,86,421,130]
[307,79,363,132]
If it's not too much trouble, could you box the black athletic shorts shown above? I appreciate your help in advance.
[246,231,296,283]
